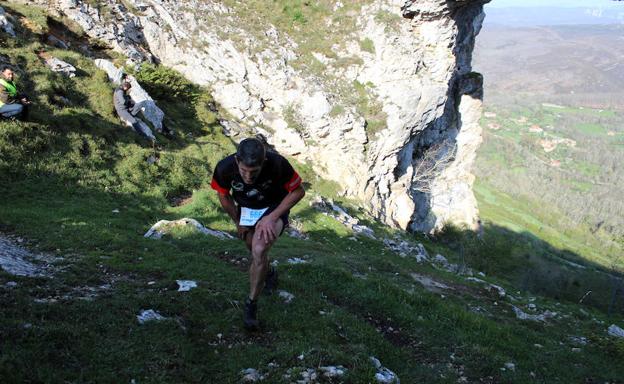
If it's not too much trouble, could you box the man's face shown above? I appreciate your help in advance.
[2,69,14,81]
[236,159,263,184]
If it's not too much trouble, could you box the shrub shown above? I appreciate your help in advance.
[359,38,375,54]
[134,63,198,102]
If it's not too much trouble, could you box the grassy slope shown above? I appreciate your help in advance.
[476,103,624,263]
[1,4,623,383]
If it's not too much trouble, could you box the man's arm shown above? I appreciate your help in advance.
[113,89,126,112]
[217,192,252,240]
[217,192,239,224]
[255,185,305,243]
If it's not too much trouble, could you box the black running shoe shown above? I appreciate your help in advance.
[263,267,278,295]
[243,297,259,330]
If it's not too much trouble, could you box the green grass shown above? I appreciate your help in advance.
[576,122,607,136]
[359,38,375,54]
[1,5,624,383]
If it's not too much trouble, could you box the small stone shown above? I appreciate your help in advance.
[504,362,515,371]
[112,209,120,213]
[320,365,347,378]
[136,309,166,324]
[278,290,295,304]
[287,257,308,264]
[240,368,262,382]
[572,348,581,353]
[176,280,197,292]
[608,324,624,338]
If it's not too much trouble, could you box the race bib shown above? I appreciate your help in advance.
[239,207,269,226]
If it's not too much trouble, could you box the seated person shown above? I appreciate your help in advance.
[0,66,31,120]
[113,81,156,141]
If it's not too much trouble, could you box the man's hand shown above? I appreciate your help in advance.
[237,225,251,241]
[20,98,31,105]
[255,216,277,244]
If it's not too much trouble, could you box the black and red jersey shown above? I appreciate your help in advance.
[210,152,302,209]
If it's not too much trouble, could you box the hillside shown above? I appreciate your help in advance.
[1,3,624,384]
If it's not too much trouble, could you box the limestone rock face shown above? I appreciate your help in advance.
[0,6,17,37]
[19,0,489,232]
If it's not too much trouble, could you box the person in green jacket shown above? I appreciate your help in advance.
[0,66,31,120]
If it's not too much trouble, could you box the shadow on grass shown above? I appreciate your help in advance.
[430,223,624,315]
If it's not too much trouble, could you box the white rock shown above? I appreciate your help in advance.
[370,357,400,383]
[608,324,624,338]
[176,280,197,292]
[278,290,295,304]
[44,57,76,77]
[241,368,263,382]
[287,257,307,265]
[504,362,515,371]
[144,218,234,240]
[433,254,448,265]
[319,365,347,378]
[465,277,486,284]
[0,7,16,37]
[411,273,451,293]
[512,306,557,322]
[415,243,429,262]
[311,196,376,239]
[137,309,166,324]
[488,284,506,298]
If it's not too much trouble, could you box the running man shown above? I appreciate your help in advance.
[211,137,305,330]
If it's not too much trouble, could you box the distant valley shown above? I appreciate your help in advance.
[473,21,624,267]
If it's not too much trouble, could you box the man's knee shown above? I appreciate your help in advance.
[252,240,269,257]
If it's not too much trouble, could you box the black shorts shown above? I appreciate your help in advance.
[238,205,289,235]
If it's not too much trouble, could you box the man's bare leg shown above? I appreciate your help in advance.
[249,219,283,301]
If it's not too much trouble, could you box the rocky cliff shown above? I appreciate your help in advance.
[19,0,489,232]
